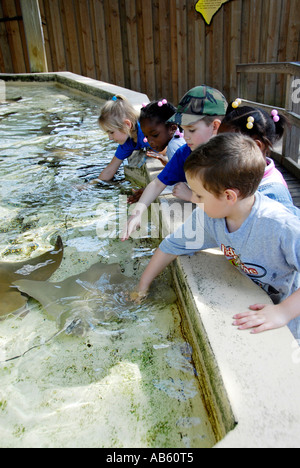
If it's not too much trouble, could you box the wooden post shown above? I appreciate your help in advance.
[20,0,48,73]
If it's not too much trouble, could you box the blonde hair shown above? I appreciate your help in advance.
[98,95,139,142]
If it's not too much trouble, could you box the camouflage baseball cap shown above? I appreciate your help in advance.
[168,85,228,126]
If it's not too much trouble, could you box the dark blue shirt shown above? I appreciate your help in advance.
[115,121,150,161]
[157,144,191,185]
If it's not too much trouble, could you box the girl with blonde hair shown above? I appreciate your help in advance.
[96,95,149,181]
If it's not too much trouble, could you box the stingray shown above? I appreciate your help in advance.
[0,236,63,317]
[13,261,130,334]
[13,261,177,336]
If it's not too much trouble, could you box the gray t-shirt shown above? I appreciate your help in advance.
[160,191,300,338]
[166,134,186,161]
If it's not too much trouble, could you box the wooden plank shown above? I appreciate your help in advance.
[285,0,300,60]
[60,0,82,75]
[210,1,224,91]
[90,0,109,82]
[237,62,300,75]
[176,0,188,99]
[124,0,140,92]
[1,0,26,73]
[194,2,206,90]
[73,0,86,76]
[103,0,125,87]
[19,0,48,72]
[170,0,179,103]
[186,0,196,92]
[119,0,130,89]
[140,0,156,98]
[38,0,53,72]
[15,0,30,71]
[46,0,66,70]
[109,0,125,87]
[158,0,171,100]
[243,0,261,101]
[151,0,161,97]
[263,0,282,105]
[0,1,13,72]
[78,0,96,79]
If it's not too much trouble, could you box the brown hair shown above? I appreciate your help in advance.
[184,133,266,198]
[98,95,139,142]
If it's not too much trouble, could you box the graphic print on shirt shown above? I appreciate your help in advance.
[220,244,280,301]
[220,244,266,277]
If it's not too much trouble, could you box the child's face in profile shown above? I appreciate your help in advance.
[102,119,132,145]
[140,118,175,153]
[105,128,129,145]
[186,173,230,219]
[182,119,218,151]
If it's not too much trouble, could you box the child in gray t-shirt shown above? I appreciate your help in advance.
[133,133,300,339]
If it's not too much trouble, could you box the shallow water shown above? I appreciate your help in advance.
[0,82,216,448]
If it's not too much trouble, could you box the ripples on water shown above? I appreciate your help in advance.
[0,82,216,448]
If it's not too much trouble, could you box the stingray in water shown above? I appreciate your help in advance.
[13,261,132,335]
[0,236,63,317]
[13,261,177,337]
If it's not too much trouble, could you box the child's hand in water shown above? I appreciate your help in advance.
[121,212,143,241]
[130,289,148,303]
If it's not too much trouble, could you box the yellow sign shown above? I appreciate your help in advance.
[195,0,230,25]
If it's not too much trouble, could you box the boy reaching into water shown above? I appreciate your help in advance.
[132,133,300,339]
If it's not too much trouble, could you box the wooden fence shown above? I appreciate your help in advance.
[0,0,299,106]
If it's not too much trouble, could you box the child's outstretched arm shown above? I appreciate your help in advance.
[94,156,122,182]
[233,288,300,334]
[121,177,166,241]
[132,248,177,299]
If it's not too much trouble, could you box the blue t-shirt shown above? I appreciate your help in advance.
[157,144,191,186]
[115,121,150,161]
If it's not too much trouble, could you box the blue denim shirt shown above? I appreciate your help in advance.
[258,182,300,218]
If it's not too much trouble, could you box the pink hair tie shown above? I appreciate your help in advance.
[143,137,148,143]
[175,129,184,138]
[142,102,148,108]
[158,99,168,107]
[271,109,280,123]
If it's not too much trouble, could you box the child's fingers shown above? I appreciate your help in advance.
[233,309,266,329]
[234,316,266,330]
[233,304,267,319]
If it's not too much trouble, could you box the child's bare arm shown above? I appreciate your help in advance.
[135,248,177,296]
[233,288,300,334]
[95,156,122,182]
[121,178,166,241]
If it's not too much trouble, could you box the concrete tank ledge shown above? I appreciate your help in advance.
[2,72,300,447]
[0,71,149,109]
[125,157,300,448]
